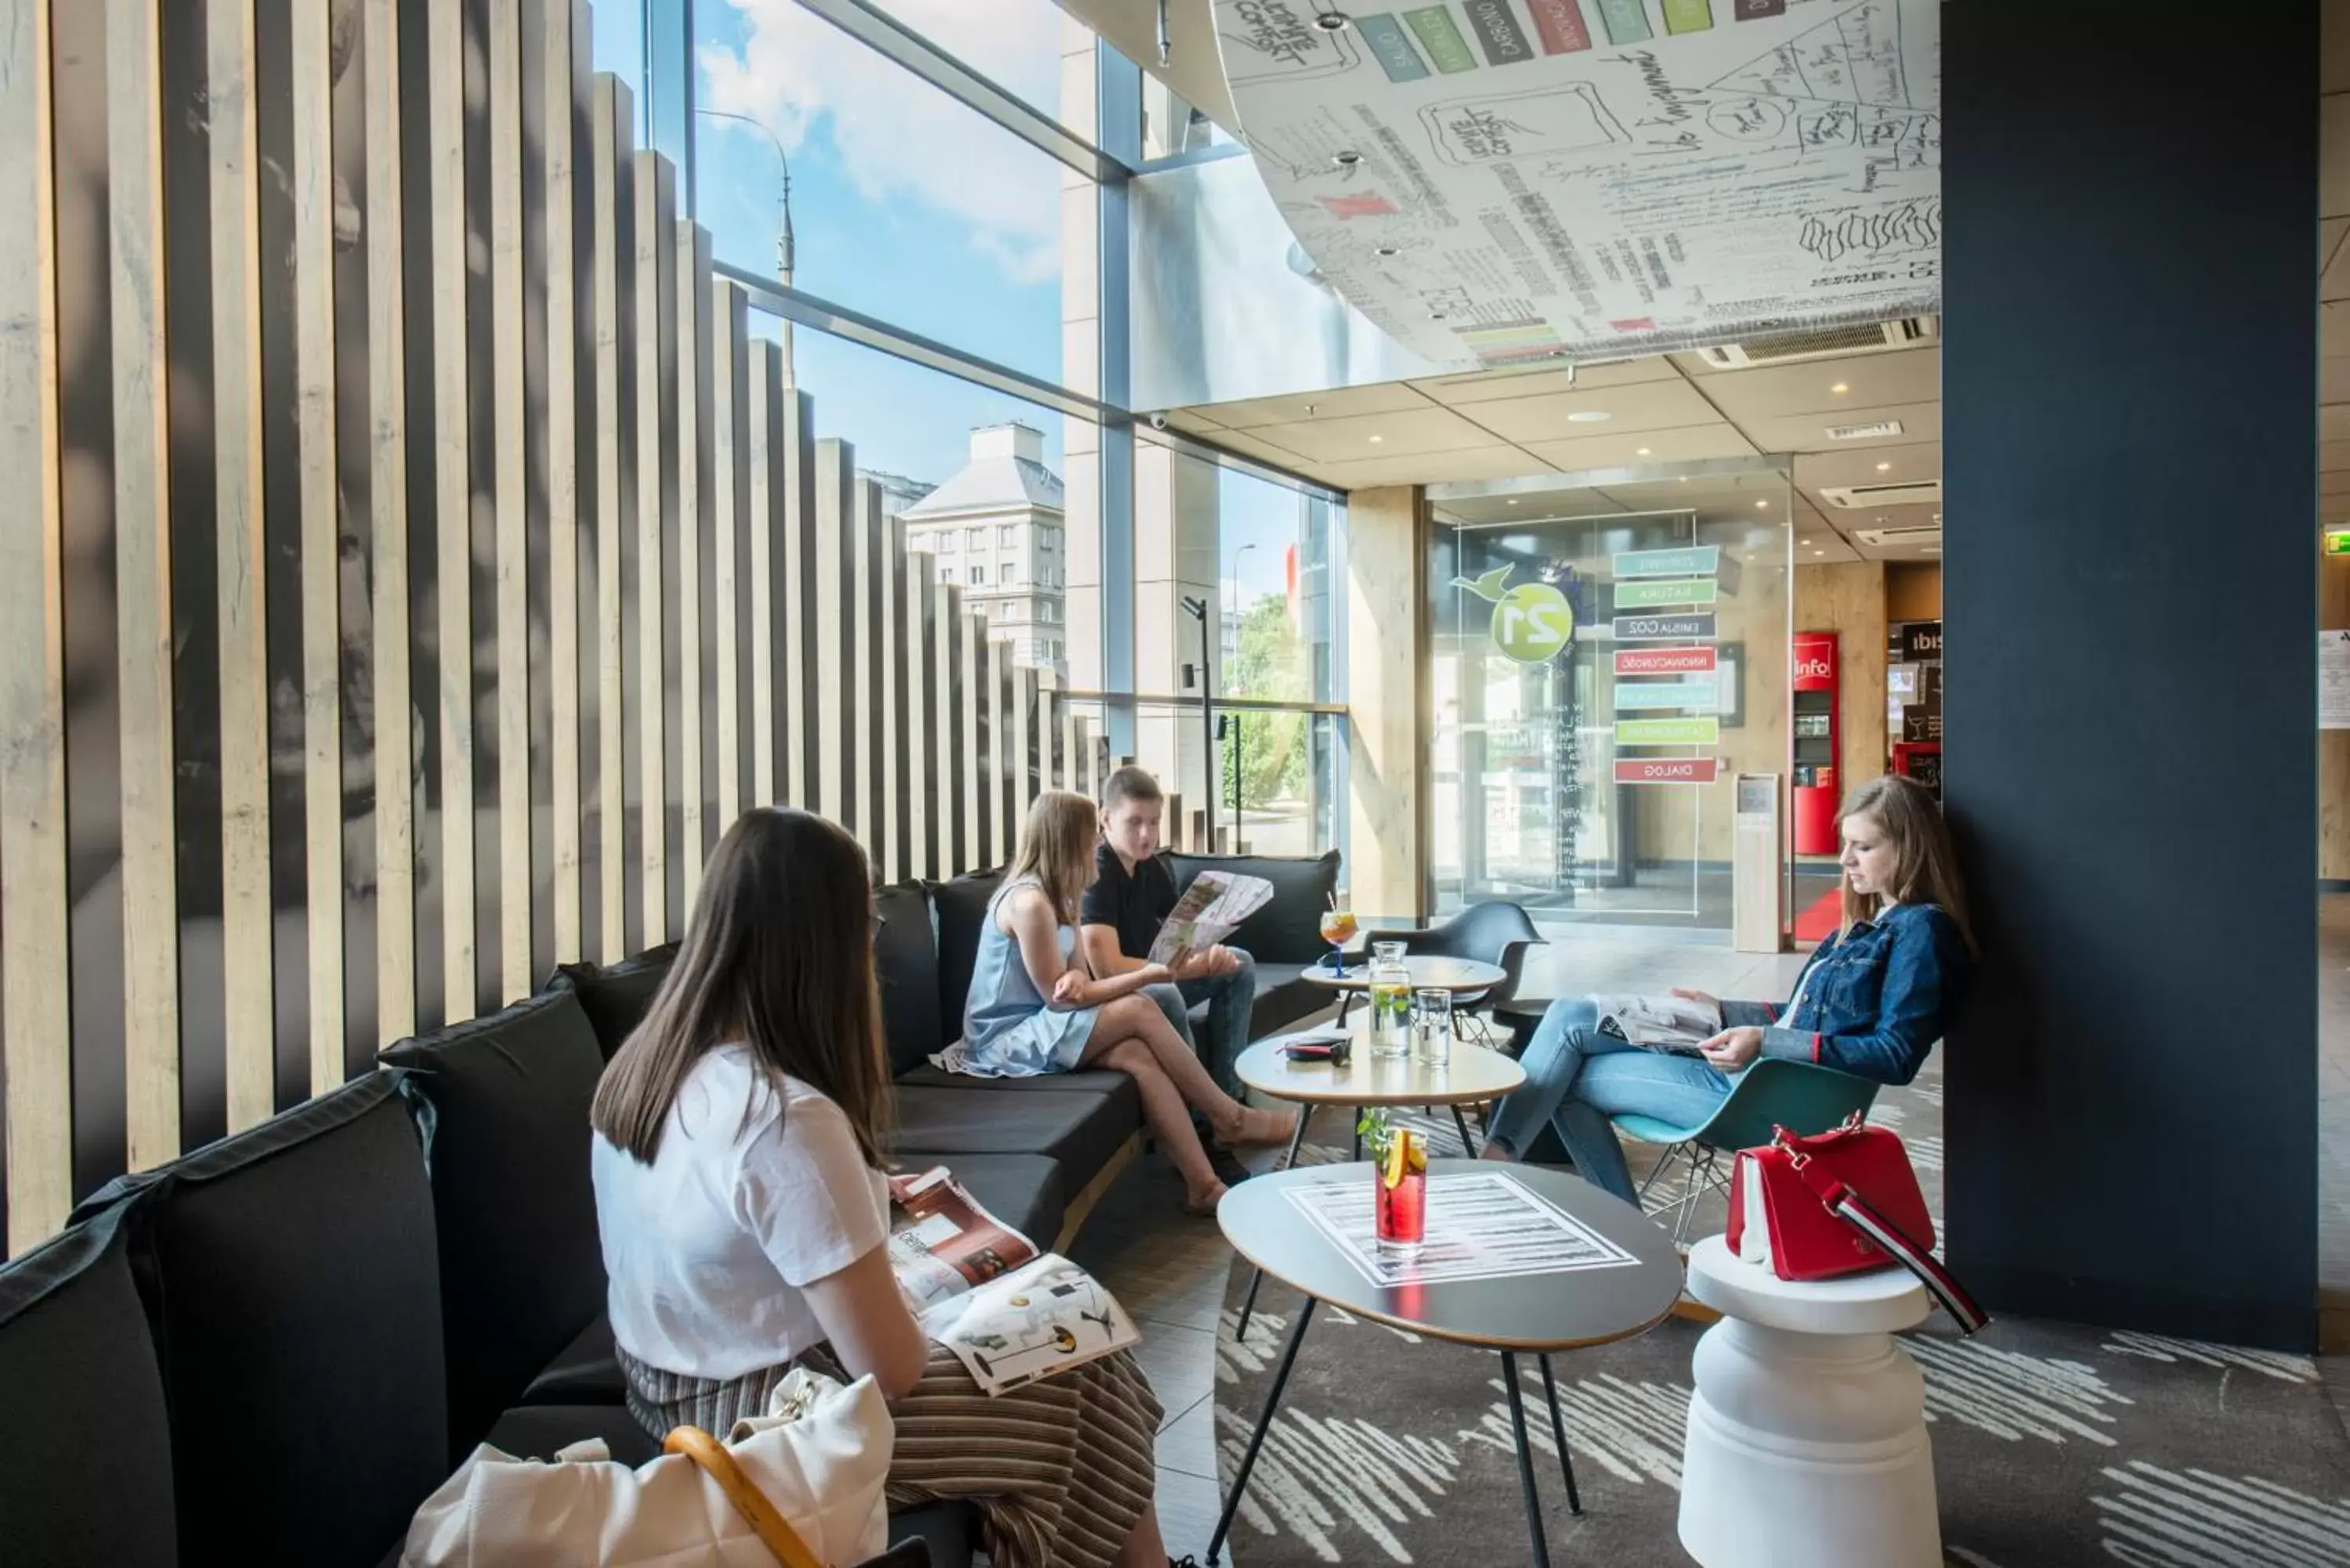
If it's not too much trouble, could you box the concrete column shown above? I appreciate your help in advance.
[1344,486,1425,921]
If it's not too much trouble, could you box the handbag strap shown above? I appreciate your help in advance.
[1775,1133,1991,1337]
[665,1425,826,1568]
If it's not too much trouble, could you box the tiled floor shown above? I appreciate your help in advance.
[1071,910,2350,1559]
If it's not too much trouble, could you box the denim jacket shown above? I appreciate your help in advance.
[1724,902,1970,1084]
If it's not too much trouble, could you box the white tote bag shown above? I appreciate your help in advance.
[401,1368,893,1568]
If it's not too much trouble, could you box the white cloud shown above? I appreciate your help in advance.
[700,0,1069,285]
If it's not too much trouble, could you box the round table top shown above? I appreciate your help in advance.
[1235,1028,1526,1106]
[1217,1159,1684,1352]
[1299,955,1508,993]
[1683,1234,1929,1335]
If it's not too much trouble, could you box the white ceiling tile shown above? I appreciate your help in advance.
[2323,439,2350,473]
[1519,422,1759,470]
[2323,406,2350,443]
[2328,95,2350,220]
[1409,356,1683,405]
[1793,441,1943,501]
[1195,382,1435,431]
[1163,409,1224,435]
[1452,378,1723,443]
[1248,404,1503,463]
[1308,446,1555,490]
[1737,400,1943,453]
[1693,347,1941,422]
[2326,227,2350,303]
[2330,4,2350,94]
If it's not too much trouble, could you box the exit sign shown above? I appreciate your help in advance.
[2328,529,2350,556]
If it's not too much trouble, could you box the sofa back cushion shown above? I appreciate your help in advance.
[875,880,944,1076]
[1166,850,1343,963]
[544,941,681,1058]
[927,869,1003,1039]
[0,1206,177,1567]
[79,1073,446,1568]
[381,989,609,1458]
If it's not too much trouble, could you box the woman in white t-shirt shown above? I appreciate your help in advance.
[591,807,1174,1568]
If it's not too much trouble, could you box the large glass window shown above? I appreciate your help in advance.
[695,2,1069,381]
[859,0,1097,138]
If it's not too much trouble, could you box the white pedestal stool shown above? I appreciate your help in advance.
[1677,1234,1941,1568]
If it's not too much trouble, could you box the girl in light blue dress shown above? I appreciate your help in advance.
[934,790,1294,1213]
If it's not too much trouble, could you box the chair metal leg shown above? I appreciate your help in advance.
[1634,1141,1688,1206]
[1234,1107,1316,1343]
[1208,1297,1318,1566]
[1448,1102,1478,1156]
[1501,1351,1553,1568]
[1538,1353,1582,1515]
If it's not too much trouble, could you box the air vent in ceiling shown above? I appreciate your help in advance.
[1695,316,1938,369]
[1853,522,1944,547]
[1820,479,1943,509]
[1825,419,1905,442]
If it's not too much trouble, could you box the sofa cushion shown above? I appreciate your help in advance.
[0,1205,178,1568]
[926,869,1003,1036]
[544,942,681,1058]
[78,1073,446,1568]
[381,989,611,1456]
[520,1311,622,1407]
[893,1063,1133,1100]
[876,881,945,1078]
[1166,850,1341,963]
[1248,962,1326,1039]
[892,1153,1065,1252]
[888,1082,1137,1189]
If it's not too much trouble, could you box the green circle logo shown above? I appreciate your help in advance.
[1491,582,1574,663]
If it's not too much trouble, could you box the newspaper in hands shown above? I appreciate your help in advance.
[1588,993,1723,1055]
[1147,870,1274,966]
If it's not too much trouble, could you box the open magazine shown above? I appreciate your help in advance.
[1147,870,1274,966]
[888,1168,1140,1396]
[1588,993,1723,1055]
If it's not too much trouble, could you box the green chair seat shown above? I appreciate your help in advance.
[1613,1058,1884,1240]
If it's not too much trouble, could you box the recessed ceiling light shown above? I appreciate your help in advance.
[1506,498,1518,506]
[1755,499,1770,508]
[1678,476,1688,483]
[1831,382,1850,395]
[1800,538,1810,545]
[1374,245,1399,258]
[1813,549,1826,557]
[1314,11,1352,31]
[1303,403,1319,416]
[1635,446,1652,456]
[1566,410,1611,424]
[1429,310,1448,320]
[1367,434,1383,443]
[1875,461,1892,471]
[1333,150,1361,168]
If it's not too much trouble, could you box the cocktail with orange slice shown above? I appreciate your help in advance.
[1317,903,1357,974]
[1361,1113,1428,1258]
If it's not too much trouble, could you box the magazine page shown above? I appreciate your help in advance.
[1588,993,1722,1053]
[918,1253,1141,1396]
[888,1167,1039,1315]
[1146,871,1275,965]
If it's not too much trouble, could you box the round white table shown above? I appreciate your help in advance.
[1677,1234,1941,1568]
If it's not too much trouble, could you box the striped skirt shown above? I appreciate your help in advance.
[619,1342,1164,1568]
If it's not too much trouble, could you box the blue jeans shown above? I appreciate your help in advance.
[1484,999,1735,1204]
[1140,948,1256,1096]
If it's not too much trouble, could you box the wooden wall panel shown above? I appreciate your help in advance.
[903,568,936,880]
[781,390,816,807]
[813,439,852,827]
[428,0,475,1021]
[850,477,884,859]
[675,222,708,905]
[960,608,985,870]
[590,77,628,963]
[490,0,529,1006]
[541,0,582,966]
[631,151,672,945]
[746,338,779,804]
[877,514,907,883]
[711,281,746,829]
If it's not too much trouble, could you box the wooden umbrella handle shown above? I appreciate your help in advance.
[663,1425,826,1568]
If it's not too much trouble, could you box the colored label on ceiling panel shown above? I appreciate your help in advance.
[1733,0,1788,16]
[1462,0,1537,66]
[1616,646,1717,675]
[1613,612,1716,641]
[1614,577,1719,609]
[1589,0,1653,45]
[1614,545,1719,578]
[1663,0,1714,34]
[1354,13,1433,81]
[1614,680,1719,710]
[1617,757,1721,784]
[1404,6,1480,73]
[1523,0,1594,52]
[1616,717,1720,746]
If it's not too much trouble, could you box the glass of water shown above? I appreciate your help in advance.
[1412,988,1452,1068]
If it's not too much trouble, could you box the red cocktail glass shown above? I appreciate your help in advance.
[1376,1151,1426,1259]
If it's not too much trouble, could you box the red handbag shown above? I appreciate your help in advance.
[1726,1114,1989,1335]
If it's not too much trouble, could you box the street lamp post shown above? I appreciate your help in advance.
[694,107,795,383]
[1180,594,1214,851]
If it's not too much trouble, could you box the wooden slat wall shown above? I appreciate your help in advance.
[0,28,1085,1254]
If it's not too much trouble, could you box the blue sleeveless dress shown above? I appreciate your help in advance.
[931,876,1102,1078]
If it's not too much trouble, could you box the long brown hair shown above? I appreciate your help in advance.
[1838,775,1976,954]
[591,808,892,1167]
[1008,789,1101,923]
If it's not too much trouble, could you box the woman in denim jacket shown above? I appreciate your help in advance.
[1484,775,1974,1203]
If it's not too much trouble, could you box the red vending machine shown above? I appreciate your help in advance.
[1791,632,1839,856]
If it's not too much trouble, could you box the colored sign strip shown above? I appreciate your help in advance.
[1590,0,1653,45]
[1732,0,1788,18]
[1462,0,1535,66]
[1613,612,1717,641]
[1617,757,1721,785]
[1522,0,1594,52]
[1353,13,1432,81]
[1616,645,1717,675]
[1662,0,1714,34]
[1613,680,1718,710]
[1614,577,1718,609]
[1616,717,1720,746]
[1403,5,1479,73]
[1614,545,1719,578]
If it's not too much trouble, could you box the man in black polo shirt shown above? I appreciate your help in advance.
[1078,766,1257,1098]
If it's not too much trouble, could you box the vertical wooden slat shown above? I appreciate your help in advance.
[902,568,935,880]
[1,0,72,1251]
[488,0,529,1005]
[107,0,179,1162]
[960,612,985,869]
[746,338,777,804]
[212,0,277,1120]
[632,150,670,942]
[366,0,414,1042]
[813,439,851,826]
[782,391,815,806]
[878,517,907,883]
[993,647,1017,856]
[541,0,580,965]
[674,222,706,905]
[292,0,343,1086]
[943,586,969,872]
[428,0,475,1021]
[1015,665,1039,822]
[712,281,745,828]
[591,78,627,961]
[1063,696,1082,793]
[931,576,960,873]
[849,477,882,854]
